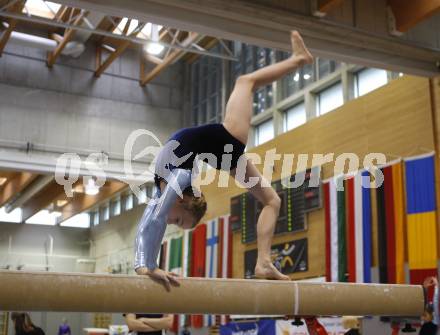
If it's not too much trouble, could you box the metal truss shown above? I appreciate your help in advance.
[0,0,238,61]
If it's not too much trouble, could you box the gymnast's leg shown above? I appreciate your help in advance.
[224,31,313,280]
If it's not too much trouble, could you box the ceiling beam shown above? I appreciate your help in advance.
[94,16,122,44]
[388,0,440,33]
[57,180,126,224]
[94,18,133,77]
[0,0,25,56]
[0,172,38,208]
[53,0,440,77]
[95,40,130,76]
[185,37,218,64]
[140,32,201,86]
[5,175,54,213]
[20,179,66,222]
[53,5,69,22]
[47,9,89,67]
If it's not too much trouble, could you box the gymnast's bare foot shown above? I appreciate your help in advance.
[290,30,313,66]
[255,261,290,280]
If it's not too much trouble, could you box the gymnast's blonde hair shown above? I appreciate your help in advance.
[182,188,207,226]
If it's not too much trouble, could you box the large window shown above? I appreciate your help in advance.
[316,82,343,116]
[354,68,388,97]
[280,54,340,100]
[317,58,340,80]
[284,102,306,132]
[254,119,274,146]
[282,58,315,99]
[100,203,110,222]
[110,198,121,217]
[191,45,222,126]
[231,43,274,115]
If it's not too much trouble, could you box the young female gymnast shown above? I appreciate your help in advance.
[134,31,313,290]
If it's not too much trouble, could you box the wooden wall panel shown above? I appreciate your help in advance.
[201,75,434,280]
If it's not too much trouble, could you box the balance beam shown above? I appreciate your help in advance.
[0,271,425,316]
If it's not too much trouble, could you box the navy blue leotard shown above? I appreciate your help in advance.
[134,123,245,270]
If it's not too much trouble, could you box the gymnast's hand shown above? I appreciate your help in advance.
[137,267,180,291]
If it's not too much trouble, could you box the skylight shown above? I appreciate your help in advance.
[23,0,62,19]
[113,18,140,35]
[113,19,163,40]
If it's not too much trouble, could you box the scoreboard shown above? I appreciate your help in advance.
[230,167,322,243]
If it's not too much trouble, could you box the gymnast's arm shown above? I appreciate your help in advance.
[134,169,192,288]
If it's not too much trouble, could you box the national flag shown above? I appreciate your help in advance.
[180,230,192,329]
[190,223,207,328]
[337,178,347,282]
[218,215,233,325]
[324,172,372,283]
[205,219,219,327]
[376,162,406,284]
[404,154,438,285]
[168,236,183,334]
[169,236,183,275]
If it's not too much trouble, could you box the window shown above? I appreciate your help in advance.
[317,58,340,80]
[137,187,147,204]
[60,213,90,228]
[110,198,121,217]
[125,194,134,211]
[90,211,99,226]
[24,0,61,19]
[254,86,273,115]
[254,119,274,146]
[190,46,223,126]
[0,207,22,223]
[354,68,388,97]
[284,102,306,132]
[146,184,153,199]
[282,58,315,99]
[316,82,343,116]
[229,43,274,115]
[25,210,59,225]
[99,204,110,222]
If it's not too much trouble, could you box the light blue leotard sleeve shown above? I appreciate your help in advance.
[134,168,192,270]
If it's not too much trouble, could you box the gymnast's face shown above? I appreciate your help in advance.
[166,196,196,229]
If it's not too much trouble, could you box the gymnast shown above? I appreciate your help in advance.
[134,31,313,290]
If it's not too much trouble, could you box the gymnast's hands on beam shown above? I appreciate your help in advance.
[136,266,180,292]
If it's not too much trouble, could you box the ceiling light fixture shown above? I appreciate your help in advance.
[145,24,164,55]
[85,178,99,196]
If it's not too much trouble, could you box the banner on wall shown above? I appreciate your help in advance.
[220,320,275,335]
[275,318,345,335]
[244,239,308,278]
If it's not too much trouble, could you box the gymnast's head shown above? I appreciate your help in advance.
[166,187,207,229]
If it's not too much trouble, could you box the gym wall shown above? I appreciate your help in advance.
[200,75,438,280]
